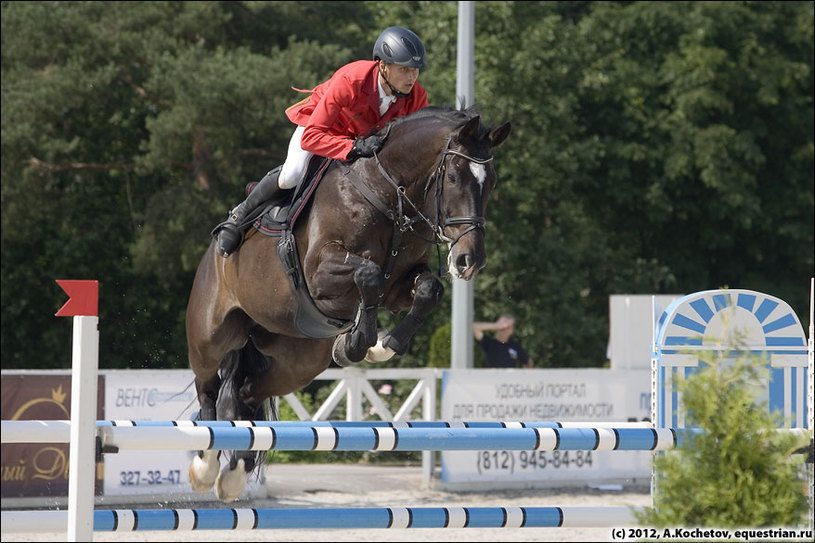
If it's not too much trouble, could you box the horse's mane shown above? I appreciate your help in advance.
[382,105,490,139]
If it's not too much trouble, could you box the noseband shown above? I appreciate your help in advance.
[372,136,493,247]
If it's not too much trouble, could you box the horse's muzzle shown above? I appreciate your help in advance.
[446,227,486,280]
[450,252,485,280]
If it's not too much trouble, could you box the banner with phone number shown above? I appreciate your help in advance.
[439,368,652,485]
[103,370,266,496]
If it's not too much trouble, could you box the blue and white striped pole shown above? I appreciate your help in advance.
[2,506,641,533]
[95,424,679,452]
[0,420,680,451]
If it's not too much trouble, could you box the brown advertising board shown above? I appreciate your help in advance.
[1,373,104,497]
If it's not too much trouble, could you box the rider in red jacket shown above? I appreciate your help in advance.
[215,26,429,257]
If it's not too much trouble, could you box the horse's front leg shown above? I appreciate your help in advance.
[367,268,444,362]
[319,253,384,367]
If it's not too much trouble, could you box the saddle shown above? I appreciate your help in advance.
[244,156,354,339]
[251,156,332,237]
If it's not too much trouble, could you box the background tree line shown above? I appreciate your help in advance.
[2,1,812,371]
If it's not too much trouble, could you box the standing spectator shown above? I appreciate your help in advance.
[473,314,533,368]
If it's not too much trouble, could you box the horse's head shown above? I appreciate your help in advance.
[366,107,511,280]
[433,112,511,280]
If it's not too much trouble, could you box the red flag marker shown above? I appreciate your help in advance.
[55,280,99,317]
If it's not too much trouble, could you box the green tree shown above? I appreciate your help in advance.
[461,1,813,367]
[638,351,811,527]
[1,1,368,369]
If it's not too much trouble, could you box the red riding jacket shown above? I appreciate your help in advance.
[285,60,429,161]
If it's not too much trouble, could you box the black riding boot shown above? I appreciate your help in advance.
[216,167,283,257]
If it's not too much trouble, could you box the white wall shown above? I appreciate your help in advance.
[607,294,683,370]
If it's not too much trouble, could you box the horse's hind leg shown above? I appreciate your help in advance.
[188,373,221,493]
[214,341,272,502]
[214,399,271,503]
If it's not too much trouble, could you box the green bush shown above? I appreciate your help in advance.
[428,322,484,368]
[428,322,452,368]
[637,351,811,528]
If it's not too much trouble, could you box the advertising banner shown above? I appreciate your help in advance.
[102,370,265,497]
[440,368,652,487]
[1,373,104,498]
[103,370,199,496]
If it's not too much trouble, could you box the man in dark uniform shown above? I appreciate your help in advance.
[472,314,533,368]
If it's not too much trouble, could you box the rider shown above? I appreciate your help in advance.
[215,26,430,257]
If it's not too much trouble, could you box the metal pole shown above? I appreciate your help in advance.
[450,0,476,369]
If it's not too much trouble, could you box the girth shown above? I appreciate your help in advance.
[250,157,354,339]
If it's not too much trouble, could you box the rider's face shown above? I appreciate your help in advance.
[380,63,420,95]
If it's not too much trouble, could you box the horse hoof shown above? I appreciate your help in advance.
[331,335,358,367]
[215,459,247,503]
[188,452,219,493]
[365,330,396,362]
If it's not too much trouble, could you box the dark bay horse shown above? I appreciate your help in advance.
[185,106,511,501]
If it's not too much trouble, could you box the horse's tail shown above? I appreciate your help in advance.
[217,340,277,476]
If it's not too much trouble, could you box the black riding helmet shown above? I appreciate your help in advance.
[373,26,427,69]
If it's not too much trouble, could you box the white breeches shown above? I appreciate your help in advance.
[278,126,313,189]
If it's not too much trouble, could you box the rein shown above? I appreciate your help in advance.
[343,136,493,278]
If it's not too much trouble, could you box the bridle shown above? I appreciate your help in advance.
[343,135,493,278]
[427,139,494,246]
[376,136,492,245]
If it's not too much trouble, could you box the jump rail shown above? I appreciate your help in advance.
[0,419,656,444]
[1,422,681,452]
[1,506,640,533]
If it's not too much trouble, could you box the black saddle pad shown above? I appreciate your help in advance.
[253,156,333,236]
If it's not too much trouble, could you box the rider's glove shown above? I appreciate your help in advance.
[346,135,385,161]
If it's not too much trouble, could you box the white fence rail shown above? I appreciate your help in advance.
[283,367,440,422]
[281,367,442,485]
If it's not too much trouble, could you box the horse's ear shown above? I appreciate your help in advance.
[457,115,481,142]
[488,122,511,148]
